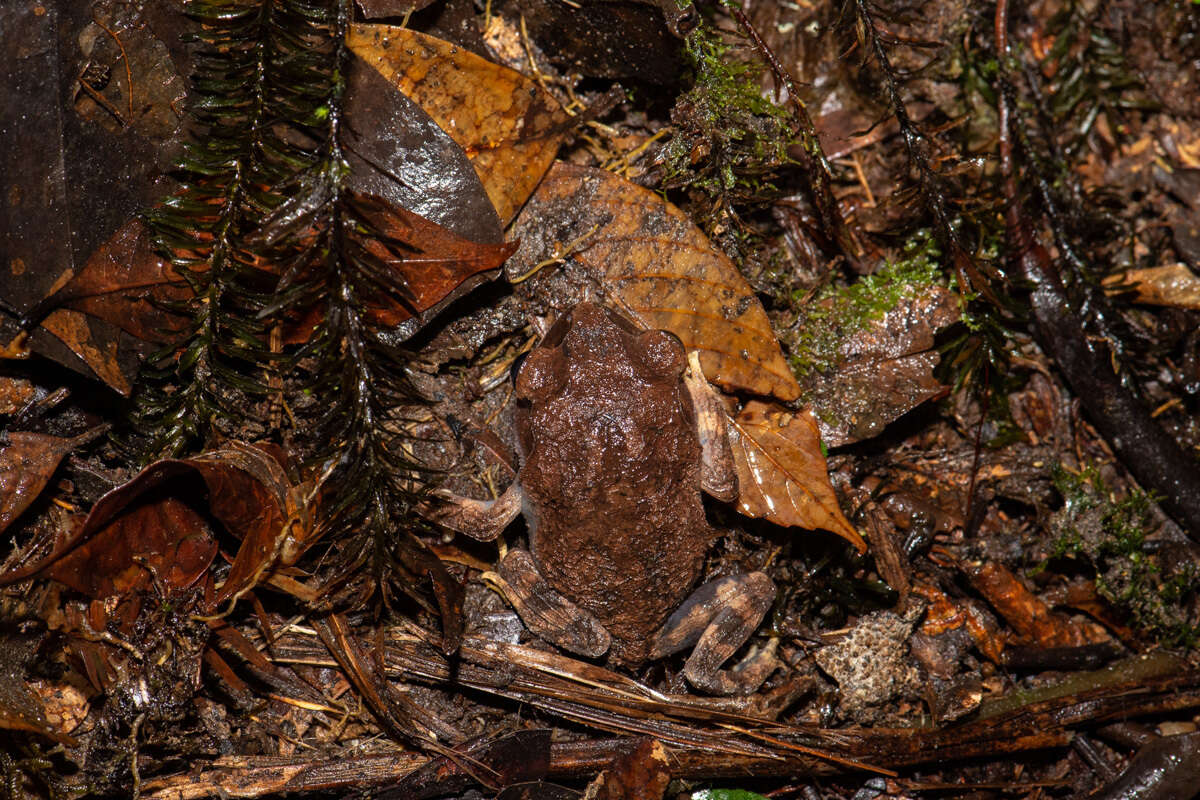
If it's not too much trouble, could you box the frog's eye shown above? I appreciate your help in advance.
[634,329,686,379]
[515,347,567,403]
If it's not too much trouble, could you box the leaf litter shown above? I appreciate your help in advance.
[2,1,1200,799]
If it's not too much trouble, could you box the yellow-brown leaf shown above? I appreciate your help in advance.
[509,163,802,402]
[726,400,865,551]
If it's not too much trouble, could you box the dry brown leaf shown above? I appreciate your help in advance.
[347,24,569,225]
[509,163,801,402]
[803,286,958,447]
[1102,263,1200,309]
[726,400,865,551]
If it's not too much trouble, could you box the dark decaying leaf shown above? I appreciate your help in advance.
[508,163,802,402]
[0,2,182,394]
[374,729,553,799]
[0,443,311,613]
[394,533,465,655]
[510,0,684,84]
[344,51,503,245]
[21,218,190,345]
[726,401,866,551]
[584,738,672,800]
[347,24,570,225]
[804,286,959,447]
[356,0,441,17]
[0,429,104,536]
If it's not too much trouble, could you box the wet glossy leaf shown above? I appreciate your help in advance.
[692,791,770,800]
[803,286,958,447]
[351,194,518,336]
[508,163,801,402]
[348,25,569,226]
[725,401,866,551]
[344,51,503,245]
[0,431,88,535]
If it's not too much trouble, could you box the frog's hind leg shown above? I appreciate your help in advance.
[497,549,612,658]
[650,572,777,695]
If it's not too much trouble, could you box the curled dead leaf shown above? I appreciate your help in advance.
[348,25,569,225]
[0,442,314,615]
[508,163,801,402]
[725,401,865,551]
[45,498,217,602]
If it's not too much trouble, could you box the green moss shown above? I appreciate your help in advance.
[787,234,945,378]
[1049,465,1199,648]
[661,21,794,210]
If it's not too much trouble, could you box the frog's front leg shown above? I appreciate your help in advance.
[650,573,777,695]
[496,549,612,658]
[426,482,524,542]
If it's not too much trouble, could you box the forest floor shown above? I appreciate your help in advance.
[1,0,1199,798]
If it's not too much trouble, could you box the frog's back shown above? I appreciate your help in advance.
[514,303,716,663]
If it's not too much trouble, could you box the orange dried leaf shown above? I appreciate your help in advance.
[1102,263,1200,309]
[726,401,865,551]
[510,163,801,402]
[353,194,517,329]
[348,25,569,225]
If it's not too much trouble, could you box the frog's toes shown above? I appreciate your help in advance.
[650,572,777,696]
[497,549,611,658]
[425,482,523,541]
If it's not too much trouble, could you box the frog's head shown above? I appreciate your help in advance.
[516,303,686,406]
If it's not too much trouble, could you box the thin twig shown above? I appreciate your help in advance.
[90,11,134,121]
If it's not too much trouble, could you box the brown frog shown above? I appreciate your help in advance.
[438,303,777,695]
